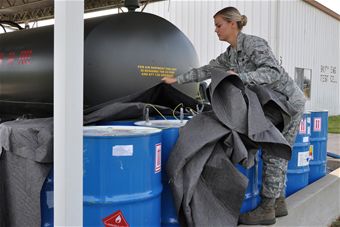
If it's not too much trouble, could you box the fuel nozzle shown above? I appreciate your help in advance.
[180,107,184,123]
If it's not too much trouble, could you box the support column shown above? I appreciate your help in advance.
[54,0,84,226]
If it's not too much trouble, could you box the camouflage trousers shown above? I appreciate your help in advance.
[261,91,305,198]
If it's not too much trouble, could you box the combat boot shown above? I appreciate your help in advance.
[238,197,276,225]
[275,196,288,217]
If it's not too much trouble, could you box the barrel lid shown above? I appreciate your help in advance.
[306,109,329,113]
[83,126,161,137]
[135,120,187,129]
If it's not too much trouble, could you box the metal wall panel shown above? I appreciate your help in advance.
[145,0,340,115]
[278,1,339,115]
[145,0,277,65]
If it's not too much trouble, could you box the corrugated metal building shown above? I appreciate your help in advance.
[144,0,340,115]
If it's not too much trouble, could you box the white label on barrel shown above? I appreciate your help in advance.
[112,145,133,156]
[303,136,309,143]
[313,118,322,132]
[299,119,306,134]
[298,151,310,167]
[155,143,161,173]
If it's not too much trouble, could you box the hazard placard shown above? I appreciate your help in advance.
[155,143,162,173]
[299,118,306,134]
[102,210,129,227]
[313,117,322,132]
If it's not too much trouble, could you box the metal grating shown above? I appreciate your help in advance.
[0,0,165,23]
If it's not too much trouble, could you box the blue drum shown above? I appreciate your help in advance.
[134,120,187,227]
[237,151,261,214]
[286,112,311,196]
[83,126,162,227]
[41,169,54,227]
[309,111,328,183]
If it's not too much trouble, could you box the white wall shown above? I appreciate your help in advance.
[278,1,339,115]
[145,0,340,115]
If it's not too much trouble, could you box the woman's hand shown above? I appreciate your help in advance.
[161,77,177,84]
[227,70,237,75]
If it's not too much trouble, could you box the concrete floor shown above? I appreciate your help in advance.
[328,134,340,172]
[328,133,340,155]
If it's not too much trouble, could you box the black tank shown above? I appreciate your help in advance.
[0,12,199,118]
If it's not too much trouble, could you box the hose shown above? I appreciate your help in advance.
[0,20,24,30]
[0,24,6,33]
[327,152,340,159]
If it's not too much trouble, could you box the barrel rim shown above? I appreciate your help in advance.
[134,119,188,129]
[83,125,162,137]
[306,109,329,113]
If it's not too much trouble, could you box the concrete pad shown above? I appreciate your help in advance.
[328,158,340,172]
[328,134,340,156]
[239,168,340,227]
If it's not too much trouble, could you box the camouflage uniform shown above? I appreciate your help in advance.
[176,32,306,199]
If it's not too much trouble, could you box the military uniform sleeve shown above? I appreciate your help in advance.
[238,38,283,85]
[176,51,231,84]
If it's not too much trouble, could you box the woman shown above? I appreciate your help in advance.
[162,6,305,225]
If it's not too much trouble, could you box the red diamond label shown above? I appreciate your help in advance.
[103,210,129,227]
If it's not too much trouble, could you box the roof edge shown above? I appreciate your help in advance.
[303,0,340,21]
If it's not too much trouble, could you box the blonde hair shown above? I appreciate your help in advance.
[214,7,248,30]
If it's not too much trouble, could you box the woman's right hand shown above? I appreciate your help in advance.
[161,77,177,84]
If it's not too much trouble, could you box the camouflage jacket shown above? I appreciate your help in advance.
[177,32,304,102]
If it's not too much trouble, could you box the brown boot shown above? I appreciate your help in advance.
[238,197,276,225]
[275,197,288,217]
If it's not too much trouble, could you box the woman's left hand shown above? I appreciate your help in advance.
[227,70,237,75]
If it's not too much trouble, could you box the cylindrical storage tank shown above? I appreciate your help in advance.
[83,126,162,227]
[309,110,328,183]
[286,112,311,196]
[0,12,199,118]
[40,169,54,227]
[236,152,261,214]
[134,120,187,227]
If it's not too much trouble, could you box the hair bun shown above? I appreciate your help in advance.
[241,15,248,27]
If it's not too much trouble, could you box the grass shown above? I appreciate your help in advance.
[328,115,340,134]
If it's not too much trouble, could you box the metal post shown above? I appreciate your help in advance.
[54,0,84,226]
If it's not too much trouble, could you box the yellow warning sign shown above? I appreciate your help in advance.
[138,65,177,77]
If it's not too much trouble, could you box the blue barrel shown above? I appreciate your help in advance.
[41,169,54,227]
[83,126,162,227]
[236,151,261,214]
[286,112,311,196]
[135,120,187,227]
[309,110,328,183]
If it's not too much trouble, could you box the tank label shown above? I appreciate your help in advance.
[298,151,310,167]
[155,143,162,173]
[299,118,306,134]
[138,65,177,77]
[102,210,129,227]
[313,118,322,132]
[309,145,314,160]
[112,145,133,156]
[0,49,32,65]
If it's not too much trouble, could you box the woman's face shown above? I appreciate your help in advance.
[214,15,236,42]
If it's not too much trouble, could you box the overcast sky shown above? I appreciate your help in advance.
[316,0,340,15]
